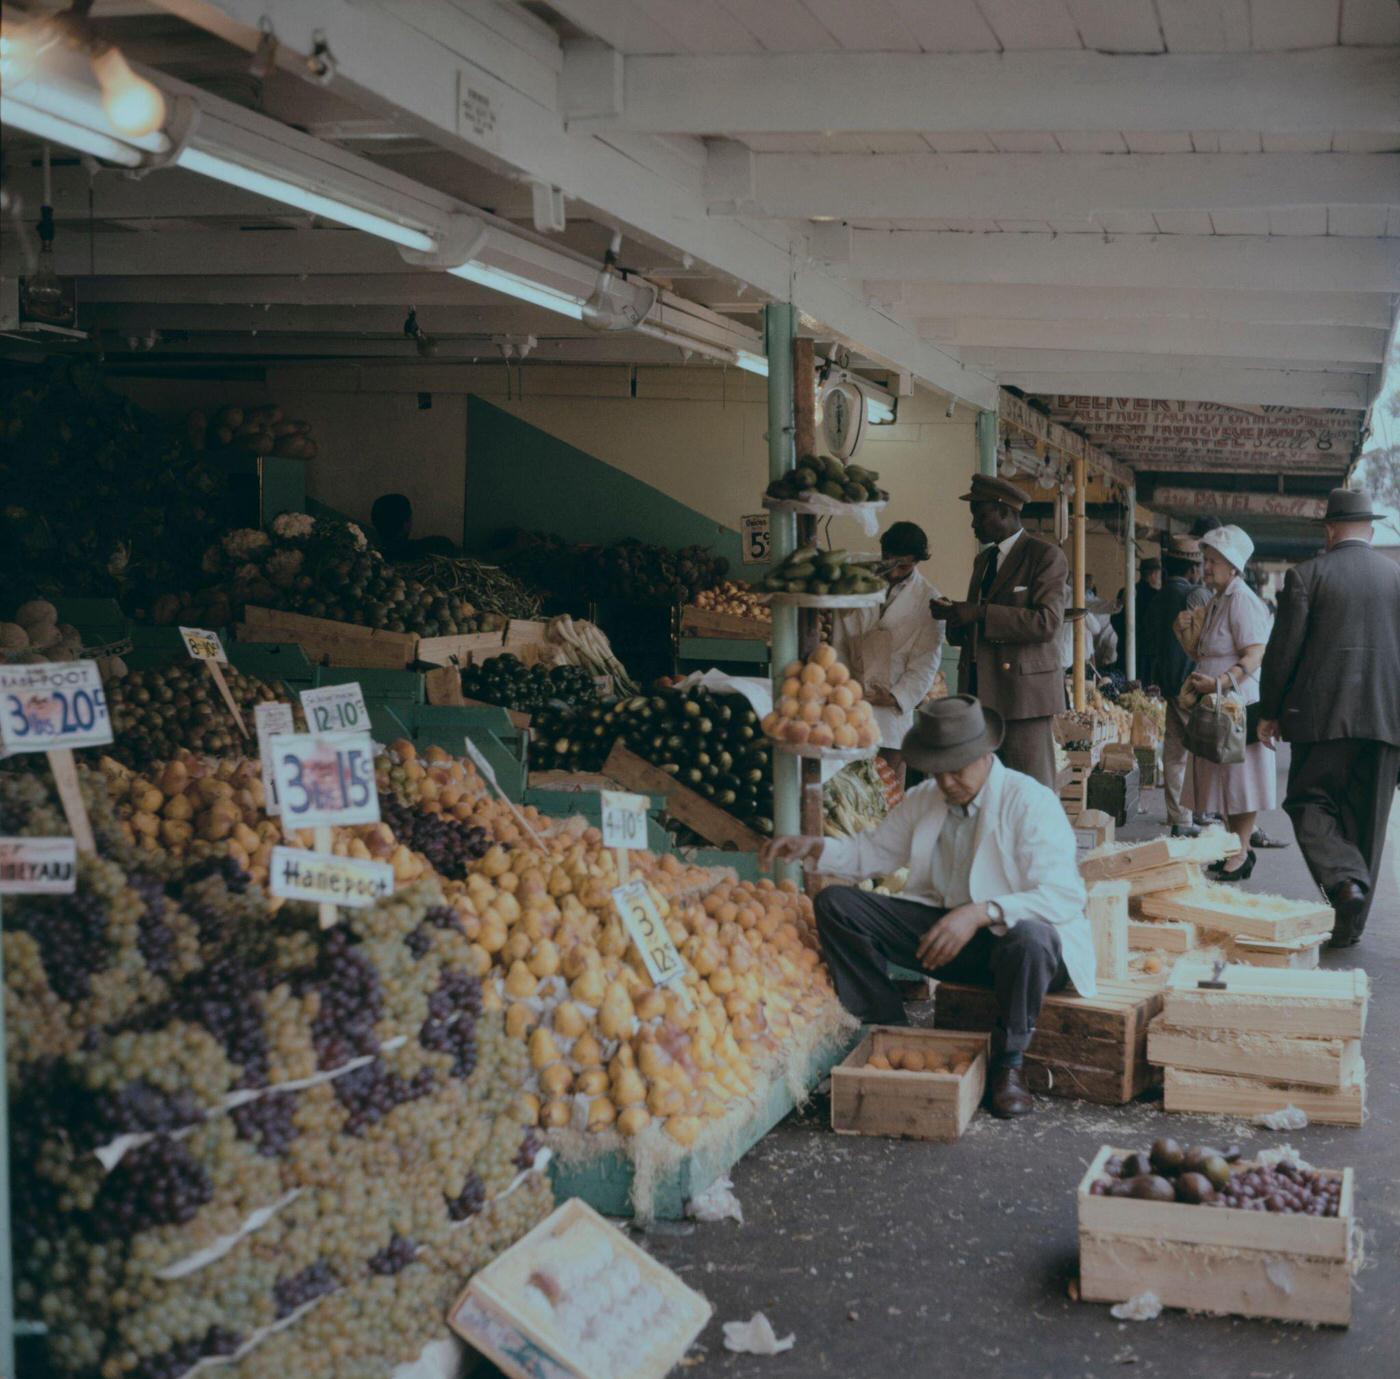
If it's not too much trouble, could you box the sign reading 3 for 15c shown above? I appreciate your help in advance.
[270,731,380,829]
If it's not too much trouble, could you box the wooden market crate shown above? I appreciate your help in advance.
[933,978,1163,1105]
[452,1199,711,1379]
[1077,1145,1355,1325]
[1080,830,1235,883]
[1160,963,1368,1040]
[415,629,510,667]
[679,605,771,642]
[1232,933,1326,970]
[1137,888,1335,944]
[1162,1066,1366,1127]
[1127,919,1197,953]
[1121,859,1202,899]
[831,1027,988,1141]
[1147,1014,1362,1090]
[603,742,765,852]
[237,605,416,668]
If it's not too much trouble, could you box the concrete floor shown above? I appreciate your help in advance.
[637,748,1399,1379]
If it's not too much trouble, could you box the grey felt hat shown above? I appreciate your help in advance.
[900,695,1005,773]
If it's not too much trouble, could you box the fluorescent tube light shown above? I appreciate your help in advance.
[175,146,436,252]
[0,94,144,165]
[735,350,769,377]
[865,396,896,424]
[445,259,585,320]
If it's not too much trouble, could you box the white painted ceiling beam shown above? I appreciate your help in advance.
[76,274,513,306]
[924,319,1387,365]
[150,0,998,407]
[579,49,1400,135]
[851,231,1400,292]
[968,347,1377,374]
[875,284,1396,330]
[723,153,1399,222]
[81,302,581,334]
[998,369,1374,410]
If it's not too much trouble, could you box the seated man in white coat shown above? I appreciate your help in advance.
[831,521,944,787]
[761,695,1093,1119]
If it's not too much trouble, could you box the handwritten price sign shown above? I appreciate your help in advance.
[269,847,393,909]
[179,626,227,663]
[0,837,77,894]
[0,660,113,755]
[600,791,647,851]
[300,682,369,734]
[612,879,684,987]
[270,731,379,829]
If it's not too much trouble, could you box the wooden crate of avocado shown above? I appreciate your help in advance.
[933,979,1163,1104]
[1077,1145,1356,1325]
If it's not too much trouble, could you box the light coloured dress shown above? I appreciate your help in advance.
[1184,576,1277,815]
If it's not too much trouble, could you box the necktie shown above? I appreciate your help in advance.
[979,546,1000,599]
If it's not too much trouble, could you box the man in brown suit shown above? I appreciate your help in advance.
[931,474,1068,787]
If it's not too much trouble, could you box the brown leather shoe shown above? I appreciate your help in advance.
[1327,881,1368,948]
[986,1065,1035,1119]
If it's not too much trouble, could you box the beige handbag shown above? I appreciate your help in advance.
[850,627,895,697]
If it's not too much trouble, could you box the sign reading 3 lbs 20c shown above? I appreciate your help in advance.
[0,660,113,754]
[271,731,380,829]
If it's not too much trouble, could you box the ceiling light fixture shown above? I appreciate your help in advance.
[0,93,144,165]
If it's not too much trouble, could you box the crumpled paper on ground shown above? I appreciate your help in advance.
[1254,1104,1308,1130]
[1110,1292,1162,1322]
[723,1313,795,1355]
[1256,1143,1312,1171]
[688,1176,744,1224]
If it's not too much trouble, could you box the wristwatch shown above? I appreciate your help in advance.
[986,899,1004,926]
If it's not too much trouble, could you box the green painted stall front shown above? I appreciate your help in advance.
[463,397,743,568]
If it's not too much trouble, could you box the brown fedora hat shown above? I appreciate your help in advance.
[1315,488,1384,523]
[900,694,1004,773]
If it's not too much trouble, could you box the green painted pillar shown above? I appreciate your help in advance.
[976,409,998,477]
[0,903,14,1379]
[1124,482,1137,680]
[764,303,800,851]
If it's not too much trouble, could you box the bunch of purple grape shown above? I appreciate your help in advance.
[419,969,482,1078]
[332,1060,435,1135]
[296,927,384,1071]
[444,1170,486,1222]
[366,1233,419,1276]
[93,1137,214,1236]
[379,798,489,879]
[131,1325,242,1379]
[273,1260,338,1319]
[1213,1159,1343,1216]
[232,1090,300,1158]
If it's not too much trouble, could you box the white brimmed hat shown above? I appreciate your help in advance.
[1200,524,1254,572]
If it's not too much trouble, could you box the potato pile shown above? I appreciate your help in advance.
[0,599,84,664]
[188,403,318,460]
[692,581,771,622]
[867,1046,973,1076]
[762,643,880,750]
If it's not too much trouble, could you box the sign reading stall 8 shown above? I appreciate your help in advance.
[270,731,379,829]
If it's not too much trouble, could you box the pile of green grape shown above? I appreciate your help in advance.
[2,772,551,1379]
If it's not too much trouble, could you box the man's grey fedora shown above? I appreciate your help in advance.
[900,695,1004,773]
[1315,488,1385,523]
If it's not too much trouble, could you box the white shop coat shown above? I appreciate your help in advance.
[832,570,945,749]
[819,758,1096,996]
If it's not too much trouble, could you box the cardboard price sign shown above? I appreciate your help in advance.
[741,512,771,565]
[300,682,370,734]
[611,879,684,987]
[179,626,228,663]
[269,847,393,909]
[600,791,647,851]
[270,731,379,829]
[254,702,296,816]
[0,660,113,754]
[0,837,78,894]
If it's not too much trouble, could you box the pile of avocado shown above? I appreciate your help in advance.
[766,454,888,504]
[761,545,885,597]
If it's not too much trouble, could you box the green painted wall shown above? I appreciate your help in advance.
[464,396,742,566]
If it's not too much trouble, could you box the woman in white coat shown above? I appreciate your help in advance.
[832,522,945,784]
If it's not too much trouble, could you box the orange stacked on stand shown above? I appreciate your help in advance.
[761,644,880,750]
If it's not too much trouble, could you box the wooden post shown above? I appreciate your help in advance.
[616,846,629,885]
[794,336,816,460]
[47,748,95,855]
[1072,452,1087,712]
[314,825,337,928]
[1123,482,1137,682]
[1087,880,1130,981]
[206,661,249,738]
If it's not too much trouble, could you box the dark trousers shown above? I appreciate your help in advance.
[813,887,1068,1056]
[997,715,1057,789]
[1285,739,1400,931]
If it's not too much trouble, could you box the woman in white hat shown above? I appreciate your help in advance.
[1181,524,1276,879]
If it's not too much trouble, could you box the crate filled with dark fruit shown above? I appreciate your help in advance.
[1077,1140,1355,1325]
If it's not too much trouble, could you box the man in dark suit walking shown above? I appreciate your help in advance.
[1259,489,1400,946]
[931,473,1068,788]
